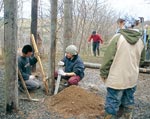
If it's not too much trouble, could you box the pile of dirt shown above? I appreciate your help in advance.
[45,85,104,118]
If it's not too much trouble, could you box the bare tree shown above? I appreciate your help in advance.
[0,0,3,12]
[49,0,58,94]
[71,0,116,55]
[31,0,39,72]
[2,0,18,113]
[63,0,73,53]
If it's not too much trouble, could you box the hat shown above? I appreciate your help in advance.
[65,45,78,55]
[117,18,125,24]
[92,31,96,34]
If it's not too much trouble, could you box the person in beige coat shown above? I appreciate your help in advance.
[100,20,145,119]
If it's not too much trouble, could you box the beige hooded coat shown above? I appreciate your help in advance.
[100,29,145,89]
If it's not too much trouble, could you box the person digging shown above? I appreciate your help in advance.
[55,45,85,91]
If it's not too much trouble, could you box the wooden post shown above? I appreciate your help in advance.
[31,34,49,95]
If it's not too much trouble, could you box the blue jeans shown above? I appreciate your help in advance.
[92,42,100,56]
[105,86,136,115]
[146,48,150,60]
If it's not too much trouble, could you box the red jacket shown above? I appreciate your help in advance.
[88,34,103,43]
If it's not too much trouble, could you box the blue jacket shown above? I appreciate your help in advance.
[62,55,85,79]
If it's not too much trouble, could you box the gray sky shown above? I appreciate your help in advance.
[0,0,150,20]
[106,0,150,20]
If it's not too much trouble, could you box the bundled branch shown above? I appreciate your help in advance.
[31,34,49,95]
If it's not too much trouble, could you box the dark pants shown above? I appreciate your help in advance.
[105,86,136,115]
[55,71,81,85]
[146,48,150,60]
[92,42,100,56]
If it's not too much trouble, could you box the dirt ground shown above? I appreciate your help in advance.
[0,57,150,119]
[45,85,104,119]
[26,68,150,119]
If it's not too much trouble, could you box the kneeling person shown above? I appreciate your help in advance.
[18,45,41,91]
[56,45,85,86]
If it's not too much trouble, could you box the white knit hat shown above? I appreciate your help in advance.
[65,45,78,55]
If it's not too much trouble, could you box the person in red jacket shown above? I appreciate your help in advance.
[88,31,103,56]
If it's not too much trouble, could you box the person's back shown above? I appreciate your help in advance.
[100,24,145,118]
[106,29,144,89]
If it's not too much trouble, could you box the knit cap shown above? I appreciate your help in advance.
[65,45,78,55]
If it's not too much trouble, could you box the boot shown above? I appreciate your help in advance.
[123,112,133,119]
[104,112,117,119]
[122,106,134,119]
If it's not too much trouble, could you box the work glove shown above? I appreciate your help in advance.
[58,61,64,66]
[58,69,66,76]
[29,75,36,80]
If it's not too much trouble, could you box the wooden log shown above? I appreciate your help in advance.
[84,62,150,73]
[84,62,101,69]
[139,68,150,73]
[142,60,150,67]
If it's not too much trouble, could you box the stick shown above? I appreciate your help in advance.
[18,69,41,102]
[18,69,32,100]
[31,34,49,95]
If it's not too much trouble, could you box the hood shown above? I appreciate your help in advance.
[119,29,142,44]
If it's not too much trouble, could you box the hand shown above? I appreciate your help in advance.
[58,69,66,76]
[29,75,36,80]
[58,61,64,66]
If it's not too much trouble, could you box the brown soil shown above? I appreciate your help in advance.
[44,85,104,118]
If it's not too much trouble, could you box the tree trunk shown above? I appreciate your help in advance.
[63,0,73,53]
[31,0,39,72]
[49,0,58,94]
[2,0,18,113]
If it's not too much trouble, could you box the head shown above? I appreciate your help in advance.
[92,31,96,35]
[65,45,78,59]
[135,20,140,26]
[117,18,125,29]
[125,17,140,29]
[22,45,33,57]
